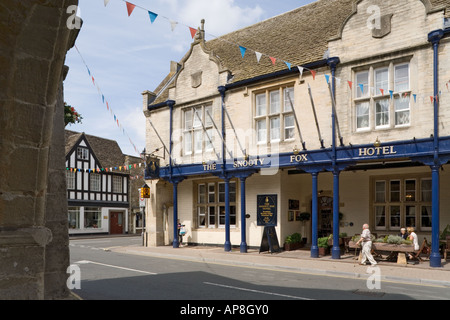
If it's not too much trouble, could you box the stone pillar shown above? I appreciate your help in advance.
[0,0,79,299]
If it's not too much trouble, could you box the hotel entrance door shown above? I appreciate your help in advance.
[318,196,332,238]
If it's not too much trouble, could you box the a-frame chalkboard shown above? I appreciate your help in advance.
[259,226,281,254]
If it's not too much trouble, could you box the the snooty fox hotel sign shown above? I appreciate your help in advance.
[202,146,397,171]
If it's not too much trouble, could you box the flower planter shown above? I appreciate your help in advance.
[318,247,330,256]
[284,242,303,251]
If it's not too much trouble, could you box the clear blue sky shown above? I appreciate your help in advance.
[64,0,316,157]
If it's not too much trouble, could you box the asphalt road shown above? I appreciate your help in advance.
[69,237,450,303]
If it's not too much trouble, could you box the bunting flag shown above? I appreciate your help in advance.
[285,61,292,70]
[148,11,158,24]
[310,70,316,80]
[170,20,178,32]
[298,66,304,77]
[380,88,384,96]
[189,27,198,39]
[359,84,364,95]
[239,46,247,58]
[347,81,353,90]
[324,74,330,84]
[269,57,276,65]
[413,94,417,103]
[389,90,394,99]
[126,2,136,16]
[255,52,262,63]
[104,0,110,6]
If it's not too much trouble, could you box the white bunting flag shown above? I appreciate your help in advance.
[297,66,304,76]
[104,0,110,6]
[170,20,178,32]
[255,52,262,63]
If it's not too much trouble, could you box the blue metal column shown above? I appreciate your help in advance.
[224,177,232,252]
[311,172,319,258]
[172,181,179,248]
[240,177,247,253]
[328,57,341,260]
[332,170,340,259]
[428,30,444,268]
[430,165,441,267]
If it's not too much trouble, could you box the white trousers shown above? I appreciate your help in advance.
[361,241,377,265]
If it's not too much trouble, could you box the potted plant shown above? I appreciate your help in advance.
[318,236,330,256]
[284,233,303,251]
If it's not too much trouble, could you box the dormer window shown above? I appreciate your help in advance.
[77,147,89,160]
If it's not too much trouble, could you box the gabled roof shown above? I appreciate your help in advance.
[150,0,450,105]
[65,130,125,168]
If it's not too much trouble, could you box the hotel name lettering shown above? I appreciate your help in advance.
[358,146,397,157]
[202,158,266,171]
[202,146,397,171]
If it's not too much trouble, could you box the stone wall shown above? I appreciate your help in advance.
[0,0,79,299]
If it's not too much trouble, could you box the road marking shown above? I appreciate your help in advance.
[204,282,313,300]
[74,260,157,275]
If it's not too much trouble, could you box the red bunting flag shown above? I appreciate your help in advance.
[106,101,109,110]
[430,96,434,103]
[380,88,384,96]
[269,57,276,65]
[189,27,198,39]
[348,81,353,90]
[310,70,316,80]
[92,77,95,85]
[126,2,136,16]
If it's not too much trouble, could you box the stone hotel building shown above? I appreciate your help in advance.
[142,0,450,267]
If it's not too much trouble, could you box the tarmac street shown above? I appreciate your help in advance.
[69,236,450,301]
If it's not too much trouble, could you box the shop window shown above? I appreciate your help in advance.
[196,181,237,229]
[372,176,431,231]
[84,207,102,229]
[68,207,80,229]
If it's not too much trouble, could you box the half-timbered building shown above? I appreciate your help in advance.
[65,130,132,235]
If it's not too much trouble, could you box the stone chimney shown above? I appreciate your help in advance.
[142,90,157,112]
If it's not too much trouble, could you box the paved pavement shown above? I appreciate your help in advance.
[108,239,450,288]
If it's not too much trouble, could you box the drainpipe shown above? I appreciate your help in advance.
[218,86,232,252]
[167,100,176,179]
[428,30,444,268]
[327,57,341,260]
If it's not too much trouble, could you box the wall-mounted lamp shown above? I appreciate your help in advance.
[374,137,381,148]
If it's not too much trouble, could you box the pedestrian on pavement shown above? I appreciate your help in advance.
[177,220,186,246]
[356,224,377,266]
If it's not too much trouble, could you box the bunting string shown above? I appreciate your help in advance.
[74,44,143,157]
[101,0,450,105]
[67,161,145,180]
